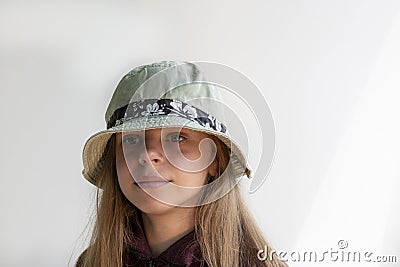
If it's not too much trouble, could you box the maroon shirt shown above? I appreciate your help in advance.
[123,215,207,267]
[76,215,207,267]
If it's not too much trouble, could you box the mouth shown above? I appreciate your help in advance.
[134,176,171,189]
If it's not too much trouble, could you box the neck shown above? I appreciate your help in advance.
[141,208,196,257]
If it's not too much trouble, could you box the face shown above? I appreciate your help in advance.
[115,127,217,214]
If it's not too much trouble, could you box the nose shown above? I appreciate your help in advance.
[138,140,164,166]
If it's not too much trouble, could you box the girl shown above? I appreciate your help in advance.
[77,61,285,266]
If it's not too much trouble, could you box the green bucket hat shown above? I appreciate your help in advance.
[82,61,251,187]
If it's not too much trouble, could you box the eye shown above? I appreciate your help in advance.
[168,133,186,143]
[122,135,142,145]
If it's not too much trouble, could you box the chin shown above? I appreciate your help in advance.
[130,189,175,215]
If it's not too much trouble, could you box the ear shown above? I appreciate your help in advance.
[208,160,218,178]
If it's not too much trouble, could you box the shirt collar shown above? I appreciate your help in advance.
[127,213,204,266]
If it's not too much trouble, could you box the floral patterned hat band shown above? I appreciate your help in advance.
[107,98,227,134]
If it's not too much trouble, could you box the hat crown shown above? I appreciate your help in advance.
[105,61,225,126]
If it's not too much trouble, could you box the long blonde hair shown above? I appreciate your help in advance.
[77,133,285,267]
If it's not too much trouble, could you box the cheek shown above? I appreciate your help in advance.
[167,146,215,175]
[115,154,144,207]
[116,164,131,195]
[115,150,126,178]
[115,146,138,178]
[178,144,199,159]
[115,149,135,193]
[175,170,209,187]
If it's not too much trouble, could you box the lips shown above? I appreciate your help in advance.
[134,175,171,189]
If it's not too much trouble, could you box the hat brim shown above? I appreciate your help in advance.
[82,116,251,187]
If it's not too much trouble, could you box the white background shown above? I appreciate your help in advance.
[1,1,399,266]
